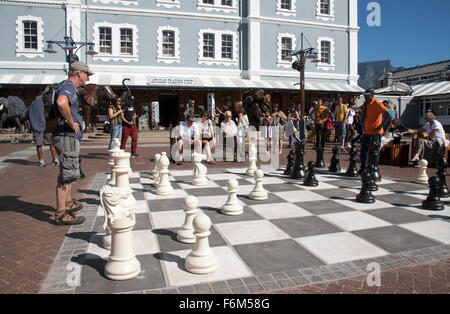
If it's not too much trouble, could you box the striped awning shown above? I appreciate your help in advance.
[412,81,450,97]
[0,72,364,93]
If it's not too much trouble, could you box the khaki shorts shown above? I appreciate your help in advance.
[54,136,80,185]
[33,131,53,146]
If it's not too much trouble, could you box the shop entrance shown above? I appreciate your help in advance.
[159,91,179,127]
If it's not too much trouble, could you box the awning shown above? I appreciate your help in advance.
[375,82,413,96]
[0,72,364,93]
[412,81,450,97]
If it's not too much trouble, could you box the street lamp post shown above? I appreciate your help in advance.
[43,7,97,66]
[291,33,320,139]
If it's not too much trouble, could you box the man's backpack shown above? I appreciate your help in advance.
[41,82,77,133]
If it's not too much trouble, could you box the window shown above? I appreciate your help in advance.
[99,27,112,54]
[277,0,296,16]
[316,37,335,70]
[120,28,133,55]
[203,34,215,58]
[221,34,232,59]
[197,0,237,13]
[221,0,232,5]
[93,0,138,5]
[316,0,335,21]
[277,33,295,68]
[203,0,213,3]
[156,0,180,8]
[162,31,175,57]
[16,15,44,58]
[23,21,38,50]
[93,22,138,62]
[198,29,238,65]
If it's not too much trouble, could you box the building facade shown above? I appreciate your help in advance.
[0,0,362,127]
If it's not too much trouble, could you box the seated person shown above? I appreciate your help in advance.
[176,114,202,165]
[199,111,216,164]
[380,118,410,150]
[404,112,447,164]
[220,111,238,161]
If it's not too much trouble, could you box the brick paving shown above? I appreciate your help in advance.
[0,133,448,294]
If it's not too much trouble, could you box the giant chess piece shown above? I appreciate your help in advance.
[177,196,199,244]
[437,154,449,198]
[356,170,375,204]
[156,152,174,196]
[304,161,319,187]
[422,176,445,211]
[415,159,429,185]
[345,144,359,177]
[368,164,379,192]
[367,136,381,182]
[107,138,123,187]
[250,169,268,200]
[329,146,341,173]
[100,185,141,280]
[246,143,258,176]
[290,140,306,179]
[221,179,244,216]
[192,152,208,186]
[152,153,161,188]
[315,147,326,168]
[185,214,219,275]
[284,150,295,175]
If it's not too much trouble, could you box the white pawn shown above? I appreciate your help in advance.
[250,169,268,200]
[192,152,208,186]
[156,152,174,196]
[177,196,199,244]
[185,214,219,275]
[153,153,161,188]
[221,179,244,216]
[246,143,258,176]
[415,159,429,185]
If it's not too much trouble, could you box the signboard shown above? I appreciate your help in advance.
[149,78,195,86]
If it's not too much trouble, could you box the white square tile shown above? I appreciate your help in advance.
[139,177,153,184]
[226,168,247,174]
[144,189,188,200]
[97,205,105,217]
[196,195,246,209]
[130,183,143,190]
[86,234,110,260]
[399,220,450,244]
[215,220,290,245]
[314,174,345,182]
[150,210,185,229]
[332,198,394,211]
[344,187,392,196]
[177,180,220,190]
[207,173,242,181]
[162,246,252,287]
[135,200,149,214]
[295,232,388,264]
[246,176,286,185]
[170,170,195,176]
[319,211,392,231]
[129,172,140,179]
[276,190,328,203]
[249,203,312,219]
[292,181,341,191]
[133,230,161,255]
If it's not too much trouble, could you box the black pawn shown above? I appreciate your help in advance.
[356,170,375,203]
[284,150,295,175]
[367,136,381,182]
[422,176,445,211]
[329,146,341,173]
[291,141,306,179]
[315,147,326,168]
[345,144,359,177]
[368,164,378,192]
[437,154,449,198]
[304,161,319,187]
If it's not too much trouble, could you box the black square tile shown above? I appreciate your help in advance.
[375,194,422,207]
[152,226,227,253]
[134,213,152,231]
[271,216,343,238]
[129,178,140,184]
[366,207,431,225]
[133,191,145,201]
[172,175,193,183]
[93,215,107,234]
[326,179,362,188]
[237,193,288,206]
[380,182,426,193]
[294,200,355,215]
[353,226,440,253]
[263,183,304,192]
[186,187,228,197]
[74,254,165,294]
[312,189,358,200]
[234,240,324,275]
[148,198,185,212]
[201,206,264,224]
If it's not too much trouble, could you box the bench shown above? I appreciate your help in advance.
[379,143,410,167]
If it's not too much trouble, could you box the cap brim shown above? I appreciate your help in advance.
[86,70,95,76]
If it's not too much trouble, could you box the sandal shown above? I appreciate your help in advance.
[65,199,83,212]
[206,160,216,165]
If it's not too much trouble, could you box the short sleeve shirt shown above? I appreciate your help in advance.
[363,98,389,135]
[423,120,446,141]
[123,105,135,125]
[334,104,348,123]
[312,106,330,124]
[54,80,83,142]
[179,121,200,139]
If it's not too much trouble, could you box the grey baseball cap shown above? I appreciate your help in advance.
[362,88,375,96]
[70,61,94,76]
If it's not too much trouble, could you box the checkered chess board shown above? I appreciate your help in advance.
[58,167,450,294]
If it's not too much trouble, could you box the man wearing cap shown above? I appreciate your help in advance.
[53,61,93,225]
[359,88,391,174]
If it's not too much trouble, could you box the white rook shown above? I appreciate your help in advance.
[177,196,199,244]
[185,214,219,275]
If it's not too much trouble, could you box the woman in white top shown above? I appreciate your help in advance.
[345,101,356,148]
[199,111,216,164]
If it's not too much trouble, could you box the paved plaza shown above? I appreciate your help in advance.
[0,133,449,294]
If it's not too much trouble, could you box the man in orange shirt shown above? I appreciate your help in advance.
[359,89,391,173]
[311,99,331,149]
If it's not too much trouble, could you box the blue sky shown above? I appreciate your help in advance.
[358,0,450,68]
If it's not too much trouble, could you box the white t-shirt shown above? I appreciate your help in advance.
[347,109,356,125]
[423,120,446,141]
[179,121,200,139]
